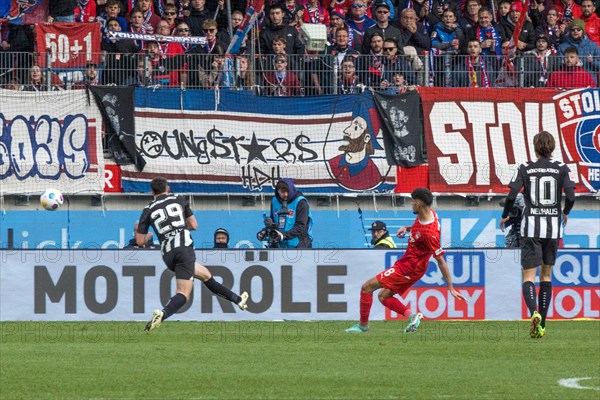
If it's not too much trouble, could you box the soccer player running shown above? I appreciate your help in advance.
[137,177,249,331]
[500,131,575,339]
[346,188,465,333]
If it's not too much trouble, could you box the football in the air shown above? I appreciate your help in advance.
[40,188,64,211]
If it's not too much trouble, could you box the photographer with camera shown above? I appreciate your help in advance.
[257,178,313,248]
[500,193,525,248]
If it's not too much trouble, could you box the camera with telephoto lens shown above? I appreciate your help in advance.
[257,217,281,248]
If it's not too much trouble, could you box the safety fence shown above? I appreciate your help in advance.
[1,51,598,93]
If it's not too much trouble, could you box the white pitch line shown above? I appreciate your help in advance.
[558,377,600,391]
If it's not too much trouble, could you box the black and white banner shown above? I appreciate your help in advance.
[374,91,426,167]
[90,86,145,170]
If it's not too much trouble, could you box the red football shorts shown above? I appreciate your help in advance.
[376,262,420,295]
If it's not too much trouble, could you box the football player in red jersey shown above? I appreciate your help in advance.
[346,188,465,333]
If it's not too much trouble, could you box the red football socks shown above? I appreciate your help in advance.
[359,291,373,326]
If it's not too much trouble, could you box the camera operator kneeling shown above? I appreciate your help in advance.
[257,179,313,248]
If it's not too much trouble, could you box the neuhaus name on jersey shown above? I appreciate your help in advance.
[529,208,559,215]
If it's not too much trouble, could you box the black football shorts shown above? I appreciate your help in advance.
[520,237,559,269]
[162,246,196,280]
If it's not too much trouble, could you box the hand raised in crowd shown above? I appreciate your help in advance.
[45,15,54,25]
[517,40,527,50]
[1,40,10,50]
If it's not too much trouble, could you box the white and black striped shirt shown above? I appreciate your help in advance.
[509,158,576,239]
[137,194,194,255]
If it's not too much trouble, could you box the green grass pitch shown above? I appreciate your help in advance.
[1,320,599,399]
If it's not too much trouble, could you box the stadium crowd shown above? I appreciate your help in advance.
[1,0,599,92]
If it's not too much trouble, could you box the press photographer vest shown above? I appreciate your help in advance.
[272,195,313,248]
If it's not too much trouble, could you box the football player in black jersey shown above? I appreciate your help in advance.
[137,177,248,332]
[500,131,575,339]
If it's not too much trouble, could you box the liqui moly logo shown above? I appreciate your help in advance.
[521,251,600,319]
[386,252,486,320]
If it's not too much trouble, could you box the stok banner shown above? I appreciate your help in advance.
[120,90,397,194]
[418,87,600,194]
[0,89,105,195]
[0,249,597,321]
[35,22,102,69]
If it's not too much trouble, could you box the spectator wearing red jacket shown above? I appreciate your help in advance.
[581,0,600,47]
[546,47,596,88]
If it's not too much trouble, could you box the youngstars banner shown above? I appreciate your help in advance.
[119,90,396,194]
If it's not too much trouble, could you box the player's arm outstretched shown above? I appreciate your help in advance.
[396,225,411,238]
[436,255,466,301]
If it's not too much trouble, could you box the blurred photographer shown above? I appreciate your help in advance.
[257,178,313,248]
[499,193,525,248]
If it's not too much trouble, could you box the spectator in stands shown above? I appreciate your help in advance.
[458,0,481,34]
[329,27,360,71]
[337,57,364,93]
[224,10,249,52]
[346,0,376,50]
[130,0,162,32]
[74,0,98,23]
[262,54,303,96]
[360,31,384,87]
[380,38,415,88]
[198,45,226,88]
[362,1,401,54]
[383,71,416,93]
[328,9,355,48]
[233,54,255,91]
[302,0,330,25]
[175,21,193,52]
[48,0,77,23]
[128,9,148,51]
[581,0,600,47]
[22,65,62,91]
[72,63,100,89]
[155,21,187,86]
[535,6,567,53]
[425,0,455,29]
[431,9,463,54]
[499,2,536,54]
[260,4,306,55]
[465,8,503,57]
[558,19,600,77]
[519,35,560,87]
[124,56,158,86]
[185,0,212,36]
[102,18,139,85]
[162,3,181,33]
[213,228,230,248]
[431,9,463,87]
[496,0,512,24]
[546,46,596,87]
[271,36,288,55]
[98,0,128,32]
[398,8,431,72]
[452,38,497,87]
[555,0,583,24]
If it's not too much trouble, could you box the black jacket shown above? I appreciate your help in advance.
[259,23,305,55]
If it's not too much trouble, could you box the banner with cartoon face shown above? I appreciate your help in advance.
[121,90,396,194]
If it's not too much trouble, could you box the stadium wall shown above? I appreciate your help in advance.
[1,209,599,249]
[1,249,597,321]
